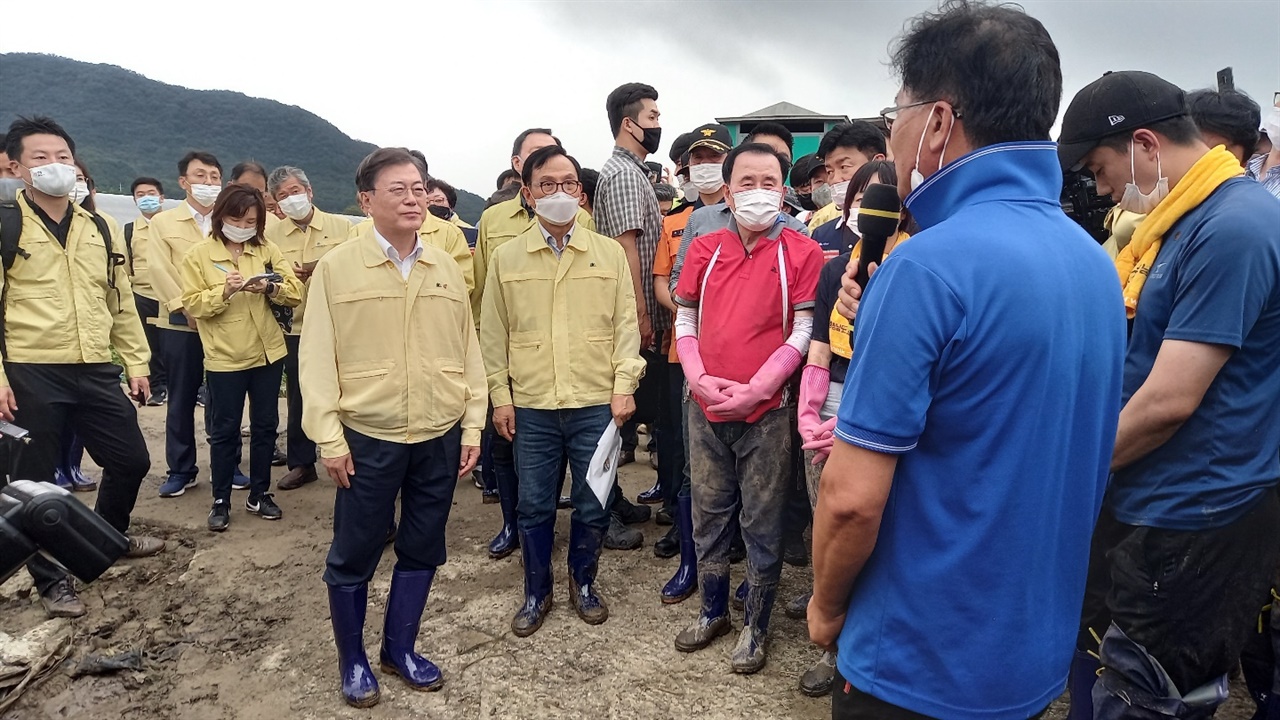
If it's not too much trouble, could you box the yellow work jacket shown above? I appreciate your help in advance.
[147,202,211,331]
[349,214,474,295]
[265,207,352,333]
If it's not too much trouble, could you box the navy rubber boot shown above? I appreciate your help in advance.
[675,570,732,652]
[1067,649,1099,720]
[568,521,609,625]
[731,582,777,674]
[511,522,554,637]
[379,568,443,691]
[327,584,380,708]
[487,455,519,559]
[661,494,697,604]
[60,429,97,492]
[731,578,749,612]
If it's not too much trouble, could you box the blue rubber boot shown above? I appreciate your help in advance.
[59,429,97,492]
[327,584,380,708]
[731,582,777,674]
[487,452,519,559]
[568,521,608,625]
[511,522,554,637]
[1068,649,1099,720]
[379,568,443,691]
[661,494,697,604]
[674,569,732,652]
[731,578,749,612]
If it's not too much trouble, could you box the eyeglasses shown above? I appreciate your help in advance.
[536,180,581,196]
[880,99,954,130]
[373,185,428,199]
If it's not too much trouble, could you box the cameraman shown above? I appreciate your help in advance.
[1,116,161,619]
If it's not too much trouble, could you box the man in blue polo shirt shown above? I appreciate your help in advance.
[807,4,1125,718]
[1060,71,1280,717]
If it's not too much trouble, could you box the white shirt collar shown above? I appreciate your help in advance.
[373,227,424,279]
[537,221,576,257]
[187,201,212,235]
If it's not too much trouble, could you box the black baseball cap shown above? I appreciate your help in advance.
[790,153,822,185]
[687,123,733,154]
[1058,70,1188,171]
[669,131,695,170]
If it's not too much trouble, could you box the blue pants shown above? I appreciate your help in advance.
[206,361,282,502]
[162,328,204,481]
[324,425,461,586]
[514,405,612,532]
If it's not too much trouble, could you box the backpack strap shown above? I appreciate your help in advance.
[0,202,25,271]
[89,212,126,312]
[124,222,135,275]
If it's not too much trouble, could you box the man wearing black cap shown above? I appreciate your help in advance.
[1061,70,1280,717]
[669,132,696,206]
[790,154,828,225]
[650,124,731,591]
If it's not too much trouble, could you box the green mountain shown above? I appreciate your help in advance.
[0,53,486,223]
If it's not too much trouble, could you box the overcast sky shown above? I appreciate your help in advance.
[4,0,1277,194]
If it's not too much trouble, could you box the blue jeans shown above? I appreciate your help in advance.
[514,405,613,532]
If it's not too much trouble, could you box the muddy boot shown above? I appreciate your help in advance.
[731,578,749,612]
[487,457,519,559]
[1067,649,1098,720]
[675,571,732,652]
[799,650,837,697]
[785,591,811,620]
[379,569,443,691]
[637,479,663,505]
[511,522,554,637]
[568,521,608,625]
[327,584,380,708]
[731,582,776,674]
[661,495,697,604]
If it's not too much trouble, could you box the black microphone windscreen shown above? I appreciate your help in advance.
[856,183,902,239]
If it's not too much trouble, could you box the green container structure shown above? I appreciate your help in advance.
[716,102,890,184]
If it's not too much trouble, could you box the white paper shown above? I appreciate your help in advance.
[587,421,623,510]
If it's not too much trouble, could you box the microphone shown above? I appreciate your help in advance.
[854,183,902,289]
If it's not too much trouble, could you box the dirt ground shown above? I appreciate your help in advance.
[0,401,1262,719]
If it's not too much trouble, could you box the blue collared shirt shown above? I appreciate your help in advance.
[1246,153,1280,200]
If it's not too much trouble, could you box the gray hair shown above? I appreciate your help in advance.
[268,165,310,196]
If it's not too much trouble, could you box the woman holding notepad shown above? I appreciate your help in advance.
[180,184,303,532]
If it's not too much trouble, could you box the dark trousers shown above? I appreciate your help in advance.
[687,404,792,585]
[831,670,1048,719]
[514,405,612,532]
[162,329,204,480]
[206,362,282,502]
[622,347,666,453]
[324,425,461,586]
[4,362,151,592]
[282,335,315,469]
[1080,493,1280,695]
[658,362,688,507]
[133,294,167,393]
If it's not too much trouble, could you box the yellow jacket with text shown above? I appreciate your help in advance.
[299,232,487,458]
[180,237,303,371]
[125,214,157,299]
[480,223,644,410]
[265,207,352,334]
[349,214,474,294]
[0,192,150,385]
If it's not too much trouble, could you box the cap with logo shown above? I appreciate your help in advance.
[1057,70,1188,171]
[687,123,733,154]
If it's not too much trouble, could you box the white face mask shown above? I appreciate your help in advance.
[730,188,783,232]
[910,103,955,191]
[1117,140,1169,215]
[829,179,851,210]
[680,180,698,202]
[689,163,725,193]
[1262,106,1280,147]
[72,181,91,205]
[189,183,222,207]
[534,191,580,226]
[221,223,257,244]
[278,193,312,221]
[27,162,78,198]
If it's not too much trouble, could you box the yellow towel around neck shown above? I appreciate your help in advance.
[1115,146,1243,318]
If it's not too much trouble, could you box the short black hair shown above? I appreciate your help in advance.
[744,121,794,152]
[0,133,7,158]
[849,159,898,198]
[131,176,165,195]
[496,168,521,190]
[355,147,427,192]
[653,184,676,203]
[6,115,76,161]
[1188,88,1261,156]
[510,128,561,159]
[607,82,659,137]
[425,177,458,209]
[890,0,1062,148]
[521,145,581,188]
[817,121,887,162]
[722,143,791,185]
[1096,115,1203,154]
[580,168,600,207]
[408,149,429,177]
[230,160,268,184]
[178,151,222,176]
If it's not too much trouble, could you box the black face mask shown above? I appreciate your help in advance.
[630,122,662,156]
[797,193,819,212]
[427,205,452,220]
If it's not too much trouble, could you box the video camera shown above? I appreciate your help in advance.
[0,422,128,586]
[1061,170,1115,244]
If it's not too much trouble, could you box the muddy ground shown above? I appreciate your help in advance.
[0,401,1261,719]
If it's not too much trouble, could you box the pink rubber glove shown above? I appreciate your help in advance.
[802,417,839,464]
[677,335,736,405]
[797,364,831,443]
[706,345,804,421]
